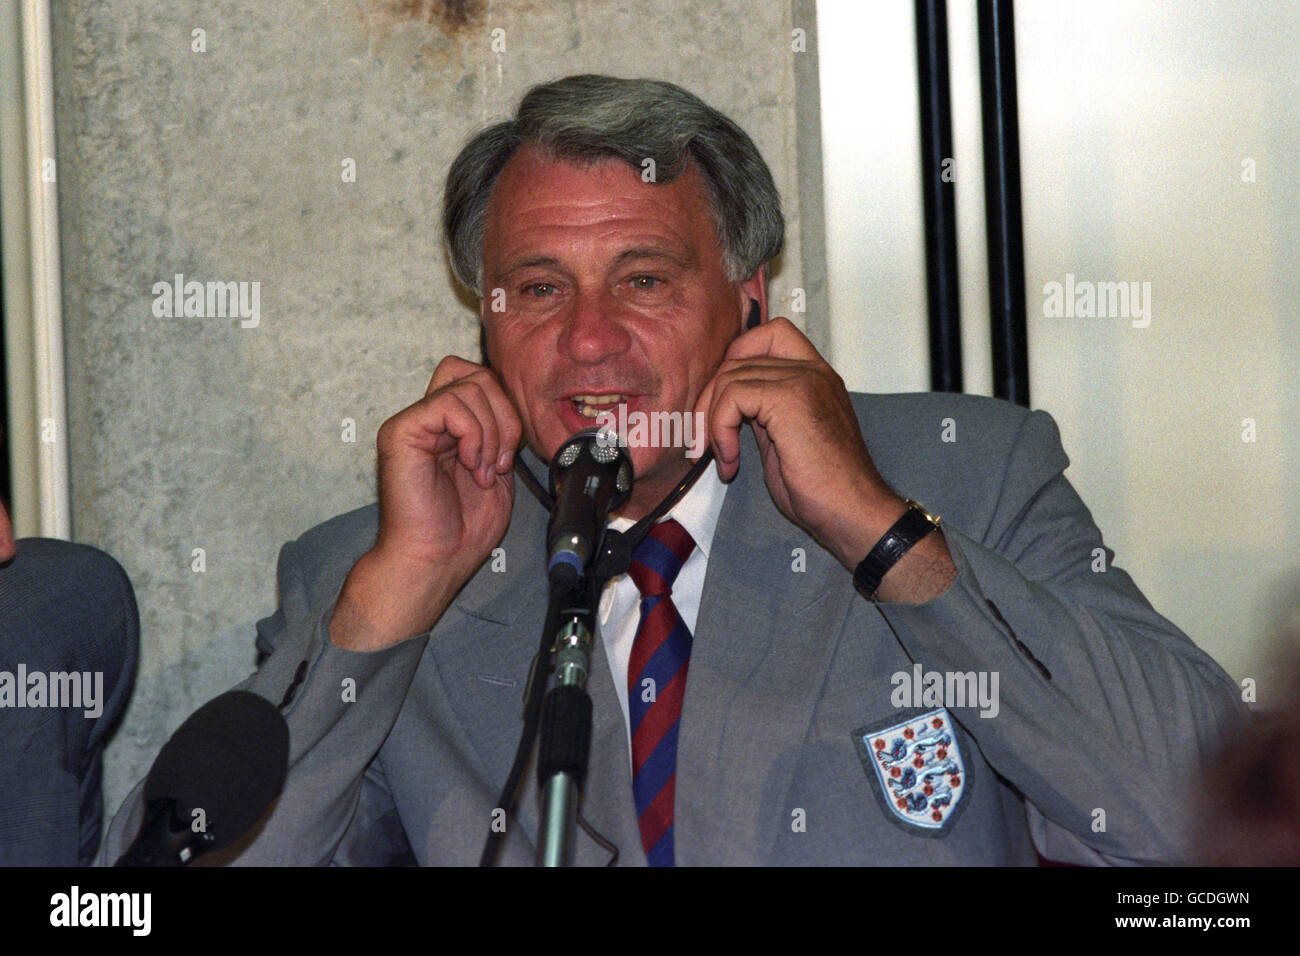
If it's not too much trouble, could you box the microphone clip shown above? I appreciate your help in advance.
[589,528,631,582]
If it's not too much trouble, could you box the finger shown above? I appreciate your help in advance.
[695,364,797,471]
[464,368,524,472]
[712,356,819,381]
[378,389,481,484]
[723,316,820,363]
[698,360,804,408]
[427,354,483,395]
[706,377,774,480]
[692,375,718,451]
[427,391,485,475]
[445,381,501,487]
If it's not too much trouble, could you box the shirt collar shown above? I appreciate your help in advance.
[606,459,728,560]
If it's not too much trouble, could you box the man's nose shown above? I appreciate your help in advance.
[555,287,631,364]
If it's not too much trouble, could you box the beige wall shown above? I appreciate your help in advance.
[817,0,1298,688]
[48,0,824,824]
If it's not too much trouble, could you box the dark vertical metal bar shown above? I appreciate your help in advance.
[977,0,1030,407]
[915,0,963,393]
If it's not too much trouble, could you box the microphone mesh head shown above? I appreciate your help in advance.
[589,442,618,464]
[557,443,582,468]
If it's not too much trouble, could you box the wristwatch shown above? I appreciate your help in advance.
[852,499,941,601]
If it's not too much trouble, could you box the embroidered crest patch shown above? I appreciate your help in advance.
[854,709,966,830]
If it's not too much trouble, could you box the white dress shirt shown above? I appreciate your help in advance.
[598,462,730,763]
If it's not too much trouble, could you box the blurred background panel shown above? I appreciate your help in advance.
[818,0,1299,689]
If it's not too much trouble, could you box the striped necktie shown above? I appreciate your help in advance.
[626,518,696,866]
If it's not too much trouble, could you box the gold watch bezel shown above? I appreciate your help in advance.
[904,498,941,528]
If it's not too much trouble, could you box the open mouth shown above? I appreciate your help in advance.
[568,394,629,419]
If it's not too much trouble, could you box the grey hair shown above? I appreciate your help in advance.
[442,74,784,295]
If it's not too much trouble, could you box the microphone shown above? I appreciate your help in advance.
[546,427,633,589]
[114,690,290,866]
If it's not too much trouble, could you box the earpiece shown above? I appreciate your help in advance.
[745,299,761,331]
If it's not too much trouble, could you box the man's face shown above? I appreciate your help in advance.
[479,146,763,508]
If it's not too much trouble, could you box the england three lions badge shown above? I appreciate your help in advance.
[853,709,967,831]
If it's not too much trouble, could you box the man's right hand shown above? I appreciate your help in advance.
[329,356,523,651]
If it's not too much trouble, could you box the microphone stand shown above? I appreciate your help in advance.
[478,448,712,867]
[535,568,599,866]
[534,452,703,864]
[536,530,632,865]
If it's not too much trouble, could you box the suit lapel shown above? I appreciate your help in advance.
[675,428,854,865]
[573,637,647,866]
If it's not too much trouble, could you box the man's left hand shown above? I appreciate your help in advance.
[693,317,956,603]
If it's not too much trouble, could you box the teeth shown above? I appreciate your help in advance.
[570,394,627,418]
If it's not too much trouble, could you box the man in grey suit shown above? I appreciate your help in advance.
[103,74,1243,866]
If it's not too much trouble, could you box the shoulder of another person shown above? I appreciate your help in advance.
[6,537,135,601]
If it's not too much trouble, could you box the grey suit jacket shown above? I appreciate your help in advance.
[101,391,1245,865]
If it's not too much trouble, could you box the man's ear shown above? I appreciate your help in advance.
[739,263,769,331]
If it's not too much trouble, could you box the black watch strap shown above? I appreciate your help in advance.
[853,500,940,601]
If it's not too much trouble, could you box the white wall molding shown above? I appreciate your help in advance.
[0,0,69,538]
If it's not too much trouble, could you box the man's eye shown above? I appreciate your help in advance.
[523,282,557,297]
[629,275,661,290]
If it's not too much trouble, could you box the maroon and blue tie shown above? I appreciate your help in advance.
[626,518,696,867]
